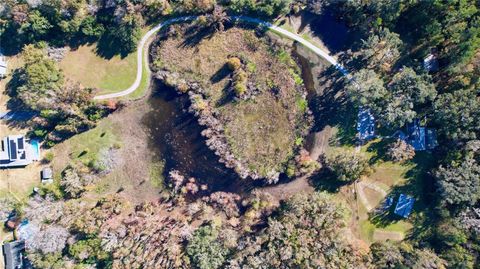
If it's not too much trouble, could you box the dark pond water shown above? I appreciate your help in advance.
[141,81,258,193]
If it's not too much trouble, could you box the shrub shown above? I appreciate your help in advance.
[387,139,415,162]
[227,57,242,71]
[234,83,247,96]
[44,152,54,163]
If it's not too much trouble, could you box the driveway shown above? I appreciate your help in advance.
[93,16,348,100]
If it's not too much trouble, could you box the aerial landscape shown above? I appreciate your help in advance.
[0,0,479,268]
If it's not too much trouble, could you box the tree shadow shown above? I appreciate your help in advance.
[305,6,364,54]
[366,138,392,165]
[210,63,230,84]
[95,30,132,59]
[310,167,351,193]
[181,25,216,48]
[310,65,357,146]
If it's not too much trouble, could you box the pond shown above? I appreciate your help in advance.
[142,81,258,194]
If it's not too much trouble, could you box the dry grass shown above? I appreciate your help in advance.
[154,26,308,177]
[52,101,164,204]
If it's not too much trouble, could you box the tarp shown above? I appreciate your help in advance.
[394,194,415,218]
[357,108,375,141]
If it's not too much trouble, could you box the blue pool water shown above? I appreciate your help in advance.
[30,139,40,160]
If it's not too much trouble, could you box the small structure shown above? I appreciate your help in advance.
[0,135,40,168]
[2,240,26,269]
[394,194,415,218]
[0,55,7,78]
[423,53,439,73]
[41,167,53,184]
[357,107,375,142]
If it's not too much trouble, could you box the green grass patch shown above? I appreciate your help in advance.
[149,160,166,189]
[60,45,137,94]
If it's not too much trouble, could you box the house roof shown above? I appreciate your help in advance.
[357,108,375,141]
[2,240,25,269]
[394,194,415,218]
[0,56,7,75]
[0,135,34,168]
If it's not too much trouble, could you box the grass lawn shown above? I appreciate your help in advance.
[51,118,121,176]
[59,45,138,94]
[60,28,151,99]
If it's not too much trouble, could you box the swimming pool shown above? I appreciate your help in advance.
[30,139,40,161]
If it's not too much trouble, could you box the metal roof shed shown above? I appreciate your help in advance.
[357,108,375,141]
[394,194,415,218]
[2,240,26,269]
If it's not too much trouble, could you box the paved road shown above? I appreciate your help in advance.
[93,16,347,100]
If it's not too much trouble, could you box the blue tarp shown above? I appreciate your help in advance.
[394,194,415,218]
[357,108,375,141]
[407,119,426,151]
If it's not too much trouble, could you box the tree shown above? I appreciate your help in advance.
[228,0,292,17]
[383,67,436,127]
[19,10,52,42]
[370,241,404,268]
[325,150,369,182]
[389,67,436,105]
[61,167,84,198]
[210,5,229,32]
[347,68,387,113]
[226,192,369,268]
[186,224,230,269]
[387,139,415,163]
[371,241,446,269]
[14,45,64,110]
[434,89,480,141]
[358,28,402,72]
[435,157,480,206]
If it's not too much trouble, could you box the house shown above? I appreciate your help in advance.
[2,240,26,269]
[41,167,53,183]
[394,194,415,218]
[0,55,7,78]
[0,135,40,168]
[357,107,375,141]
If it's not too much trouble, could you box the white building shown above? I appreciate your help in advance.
[0,135,40,168]
[0,55,7,77]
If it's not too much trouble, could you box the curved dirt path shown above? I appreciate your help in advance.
[94,16,347,100]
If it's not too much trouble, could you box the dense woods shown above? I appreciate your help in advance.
[338,0,480,267]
